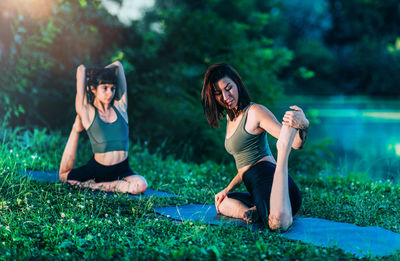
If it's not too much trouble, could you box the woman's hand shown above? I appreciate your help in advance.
[215,188,228,213]
[282,105,309,129]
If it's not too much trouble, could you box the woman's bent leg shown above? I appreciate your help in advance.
[68,159,147,194]
[242,161,302,229]
[217,192,253,221]
[242,162,274,226]
[269,125,297,231]
[74,175,146,194]
[218,197,250,220]
[59,116,84,182]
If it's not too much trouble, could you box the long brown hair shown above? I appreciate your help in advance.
[201,63,251,127]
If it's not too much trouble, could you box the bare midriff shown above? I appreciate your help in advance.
[94,150,128,166]
[237,155,276,175]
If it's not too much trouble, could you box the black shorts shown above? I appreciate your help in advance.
[67,157,134,182]
[227,161,302,225]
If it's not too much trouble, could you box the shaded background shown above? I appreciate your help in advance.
[1,0,399,180]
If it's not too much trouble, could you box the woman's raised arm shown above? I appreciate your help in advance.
[106,61,127,110]
[75,65,91,127]
[254,104,308,150]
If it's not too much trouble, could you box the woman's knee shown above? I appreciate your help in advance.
[59,170,70,182]
[268,211,293,231]
[137,177,148,193]
[125,175,148,193]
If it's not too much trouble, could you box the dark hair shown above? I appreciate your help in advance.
[85,68,118,104]
[201,63,251,127]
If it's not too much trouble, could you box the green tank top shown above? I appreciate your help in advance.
[225,103,272,169]
[86,105,129,154]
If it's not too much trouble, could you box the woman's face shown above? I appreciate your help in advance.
[91,84,116,104]
[214,77,239,110]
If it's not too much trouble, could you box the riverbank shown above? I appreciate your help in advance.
[271,95,400,182]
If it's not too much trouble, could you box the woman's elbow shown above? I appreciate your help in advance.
[114,61,122,67]
[291,143,303,150]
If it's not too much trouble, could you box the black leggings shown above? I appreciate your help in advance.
[227,161,302,225]
[67,157,134,182]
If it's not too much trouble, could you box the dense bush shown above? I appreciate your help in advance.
[2,0,399,164]
[284,0,400,96]
[1,0,123,126]
[122,0,294,162]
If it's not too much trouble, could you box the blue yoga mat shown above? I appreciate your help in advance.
[21,170,179,198]
[154,204,400,258]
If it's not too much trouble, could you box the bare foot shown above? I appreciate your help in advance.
[68,179,95,188]
[80,179,96,188]
[243,206,259,223]
[67,180,81,186]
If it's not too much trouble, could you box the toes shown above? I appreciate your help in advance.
[243,209,260,223]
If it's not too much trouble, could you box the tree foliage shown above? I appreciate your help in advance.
[1,0,123,126]
[121,0,293,162]
[282,0,400,95]
[4,0,398,163]
[1,0,294,162]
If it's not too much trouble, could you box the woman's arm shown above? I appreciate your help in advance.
[254,104,308,150]
[225,172,244,192]
[75,65,91,128]
[105,61,127,109]
[215,171,244,212]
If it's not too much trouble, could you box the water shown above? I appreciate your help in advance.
[272,95,400,181]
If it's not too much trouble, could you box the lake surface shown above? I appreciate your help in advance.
[272,95,400,182]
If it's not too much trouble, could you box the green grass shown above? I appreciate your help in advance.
[0,126,399,260]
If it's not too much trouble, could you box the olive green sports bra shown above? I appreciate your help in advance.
[86,105,129,154]
[225,103,272,169]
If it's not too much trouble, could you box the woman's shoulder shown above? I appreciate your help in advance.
[247,103,274,119]
[248,103,270,112]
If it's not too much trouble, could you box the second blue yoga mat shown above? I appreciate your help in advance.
[154,204,400,258]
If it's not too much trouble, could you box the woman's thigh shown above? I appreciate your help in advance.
[227,192,254,208]
[243,161,302,216]
[67,158,96,182]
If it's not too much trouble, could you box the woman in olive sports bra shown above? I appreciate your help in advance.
[201,63,309,230]
[59,61,147,194]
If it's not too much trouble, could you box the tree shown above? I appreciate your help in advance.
[1,0,123,126]
[121,0,294,162]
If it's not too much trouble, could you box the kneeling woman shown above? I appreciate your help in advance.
[201,63,309,230]
[59,61,147,194]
